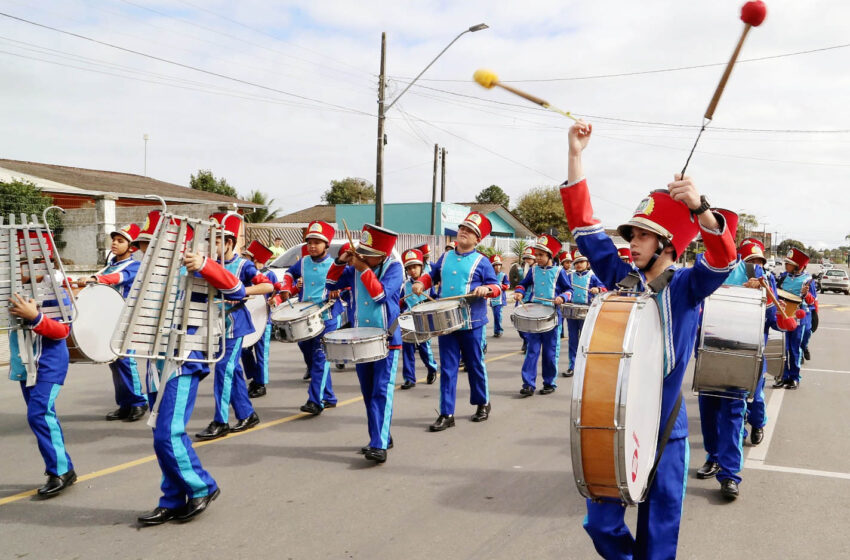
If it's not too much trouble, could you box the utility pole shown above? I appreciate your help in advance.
[440,148,447,202]
[375,33,387,227]
[430,144,440,235]
[143,133,149,176]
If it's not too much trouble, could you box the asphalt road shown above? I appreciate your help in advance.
[1,292,848,559]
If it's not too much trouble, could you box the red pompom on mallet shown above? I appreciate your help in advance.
[740,1,767,27]
[795,309,807,320]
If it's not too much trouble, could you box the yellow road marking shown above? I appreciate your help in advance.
[0,347,523,507]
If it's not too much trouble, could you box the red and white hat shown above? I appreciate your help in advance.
[17,230,55,260]
[445,241,456,252]
[137,210,163,242]
[304,220,334,244]
[402,248,423,268]
[713,209,739,239]
[571,248,588,264]
[617,190,700,259]
[243,240,273,264]
[534,234,562,257]
[618,247,632,262]
[414,243,431,258]
[490,254,503,266]
[521,246,535,260]
[741,243,766,264]
[739,237,765,253]
[558,250,572,264]
[357,223,397,257]
[209,212,243,239]
[110,223,140,244]
[459,211,492,240]
[784,247,809,269]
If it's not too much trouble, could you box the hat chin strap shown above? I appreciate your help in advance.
[641,239,667,272]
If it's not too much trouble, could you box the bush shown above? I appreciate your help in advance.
[0,179,65,248]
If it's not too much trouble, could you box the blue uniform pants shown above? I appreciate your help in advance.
[109,354,147,408]
[491,304,504,334]
[567,318,585,370]
[746,333,769,429]
[213,336,255,424]
[698,394,745,484]
[20,381,74,476]
[520,322,561,390]
[782,323,806,383]
[401,340,437,383]
[583,437,689,560]
[298,325,336,407]
[437,326,489,416]
[242,323,272,385]
[801,312,813,351]
[356,349,400,449]
[151,374,217,509]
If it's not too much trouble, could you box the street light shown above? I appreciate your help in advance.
[374,23,489,226]
[143,133,149,177]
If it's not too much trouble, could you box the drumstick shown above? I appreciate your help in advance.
[759,277,790,320]
[341,219,357,253]
[473,69,578,122]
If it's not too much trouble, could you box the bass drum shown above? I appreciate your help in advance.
[68,284,125,363]
[241,296,270,348]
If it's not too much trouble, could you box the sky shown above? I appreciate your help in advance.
[0,0,848,249]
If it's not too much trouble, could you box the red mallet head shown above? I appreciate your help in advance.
[740,1,767,27]
[795,308,806,320]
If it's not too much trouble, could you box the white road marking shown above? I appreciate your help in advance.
[801,367,850,374]
[744,461,850,481]
[815,326,850,331]
[747,387,785,463]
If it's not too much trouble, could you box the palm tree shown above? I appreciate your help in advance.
[242,190,281,223]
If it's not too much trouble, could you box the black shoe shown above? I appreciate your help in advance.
[696,460,720,479]
[494,332,502,338]
[335,363,345,370]
[521,342,528,353]
[360,437,394,454]
[302,369,311,381]
[401,380,416,390]
[106,407,130,421]
[426,370,437,384]
[138,506,181,526]
[248,384,266,398]
[472,403,491,422]
[322,400,337,409]
[124,405,148,422]
[364,448,388,463]
[196,421,230,440]
[561,369,574,378]
[37,470,76,497]
[176,488,220,522]
[429,414,455,432]
[539,385,555,395]
[803,348,811,361]
[230,412,260,433]
[772,377,787,389]
[785,379,799,390]
[720,479,739,500]
[751,427,765,445]
[519,386,534,397]
[300,401,322,415]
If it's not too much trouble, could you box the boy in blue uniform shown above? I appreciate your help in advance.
[489,254,509,338]
[196,213,272,440]
[560,120,737,559]
[279,221,343,415]
[773,248,814,390]
[412,212,503,431]
[398,248,438,389]
[564,247,605,377]
[513,247,535,353]
[326,224,403,463]
[82,223,147,422]
[513,234,572,396]
[240,241,277,399]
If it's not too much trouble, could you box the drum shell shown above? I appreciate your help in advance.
[510,303,556,333]
[561,303,589,320]
[410,301,469,336]
[693,285,765,398]
[398,314,430,344]
[763,329,786,378]
[271,303,325,343]
[322,328,388,364]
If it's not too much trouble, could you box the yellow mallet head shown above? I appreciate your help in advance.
[473,69,499,89]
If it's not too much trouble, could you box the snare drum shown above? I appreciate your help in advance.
[271,301,326,342]
[763,329,786,379]
[410,300,469,337]
[511,303,556,333]
[322,327,388,364]
[693,285,766,398]
[241,296,270,348]
[571,292,664,505]
[776,289,802,317]
[399,314,429,344]
[67,284,125,363]
[561,302,590,320]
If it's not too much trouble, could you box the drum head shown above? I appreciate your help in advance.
[324,327,386,341]
[397,314,414,330]
[75,284,125,362]
[776,289,802,304]
[271,300,319,322]
[242,297,270,348]
[414,300,459,312]
[515,303,554,319]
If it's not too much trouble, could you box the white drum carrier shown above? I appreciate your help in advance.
[511,303,557,333]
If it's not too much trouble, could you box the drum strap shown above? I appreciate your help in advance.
[745,263,757,279]
[646,390,682,492]
[616,269,674,294]
[225,300,247,316]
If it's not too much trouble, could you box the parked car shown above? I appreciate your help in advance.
[819,268,850,295]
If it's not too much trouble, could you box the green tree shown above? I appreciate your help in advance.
[475,185,510,207]
[777,238,805,256]
[321,177,375,205]
[0,179,64,248]
[510,238,529,258]
[513,186,574,243]
[190,169,238,198]
[736,213,759,245]
[242,190,281,223]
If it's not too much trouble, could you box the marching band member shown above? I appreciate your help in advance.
[82,224,147,422]
[278,221,342,415]
[513,234,572,396]
[618,247,633,263]
[800,275,818,363]
[414,243,433,275]
[398,249,438,389]
[411,212,502,431]
[196,213,272,440]
[773,248,813,390]
[564,248,605,378]
[9,236,76,497]
[560,120,737,559]
[489,254,509,338]
[326,224,403,463]
[511,247,536,352]
[557,250,572,338]
[240,241,277,398]
[138,239,247,525]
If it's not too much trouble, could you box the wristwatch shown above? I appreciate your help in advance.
[691,195,710,215]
